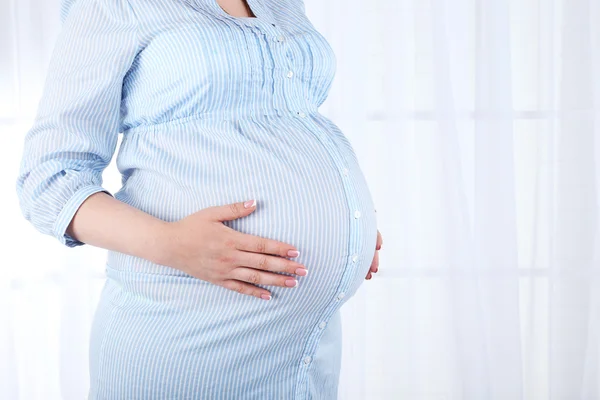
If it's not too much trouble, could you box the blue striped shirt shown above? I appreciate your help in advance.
[15,0,378,398]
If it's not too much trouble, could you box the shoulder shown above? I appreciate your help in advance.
[60,0,140,26]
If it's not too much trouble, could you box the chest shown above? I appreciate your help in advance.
[127,0,336,89]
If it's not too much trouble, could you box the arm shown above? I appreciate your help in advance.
[64,191,172,265]
[15,0,170,263]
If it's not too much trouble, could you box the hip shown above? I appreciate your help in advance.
[88,268,342,399]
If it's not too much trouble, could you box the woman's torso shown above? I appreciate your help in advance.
[109,0,377,300]
[92,0,377,398]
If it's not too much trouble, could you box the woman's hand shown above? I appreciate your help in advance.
[158,199,308,301]
[366,229,383,280]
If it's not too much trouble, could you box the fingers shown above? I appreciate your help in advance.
[229,267,301,288]
[367,239,380,280]
[220,279,273,300]
[209,199,301,258]
[369,229,382,280]
[370,250,379,273]
[234,231,301,259]
[219,251,307,301]
[235,251,308,276]
[209,199,258,222]
[218,252,307,300]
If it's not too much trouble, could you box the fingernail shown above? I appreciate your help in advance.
[261,294,271,300]
[244,199,256,208]
[295,268,308,276]
[285,279,298,287]
[376,244,381,250]
[287,250,300,257]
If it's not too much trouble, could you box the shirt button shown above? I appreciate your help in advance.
[352,254,358,263]
[286,70,294,78]
[276,34,285,42]
[342,168,349,176]
[354,210,361,219]
[303,356,312,364]
[318,321,327,329]
[297,111,306,118]
[337,292,345,300]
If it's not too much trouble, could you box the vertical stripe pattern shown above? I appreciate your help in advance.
[15,0,378,398]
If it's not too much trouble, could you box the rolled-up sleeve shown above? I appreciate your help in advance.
[15,0,141,247]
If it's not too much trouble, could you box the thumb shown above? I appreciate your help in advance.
[211,199,257,222]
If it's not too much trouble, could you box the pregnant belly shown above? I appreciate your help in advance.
[110,113,378,309]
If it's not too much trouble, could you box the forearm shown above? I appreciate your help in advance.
[65,191,172,264]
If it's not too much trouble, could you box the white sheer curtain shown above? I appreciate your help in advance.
[2,0,599,399]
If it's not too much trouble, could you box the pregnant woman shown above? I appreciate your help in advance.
[15,0,383,398]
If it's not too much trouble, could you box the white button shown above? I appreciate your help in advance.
[352,254,358,263]
[342,168,349,176]
[303,356,312,364]
[354,210,361,219]
[297,111,306,118]
[276,34,285,42]
[337,292,345,300]
[319,321,327,329]
[287,70,294,78]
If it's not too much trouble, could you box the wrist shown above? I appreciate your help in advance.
[142,219,177,266]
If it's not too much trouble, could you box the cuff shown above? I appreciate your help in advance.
[52,184,113,248]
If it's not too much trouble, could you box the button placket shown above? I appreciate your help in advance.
[270,36,288,118]
[267,25,299,118]
[291,73,364,400]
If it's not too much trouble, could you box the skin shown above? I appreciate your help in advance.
[366,229,382,280]
[216,0,257,18]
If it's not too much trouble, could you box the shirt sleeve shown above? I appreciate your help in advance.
[15,0,141,248]
[298,0,306,13]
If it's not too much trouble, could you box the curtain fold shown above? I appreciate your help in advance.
[2,0,598,398]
